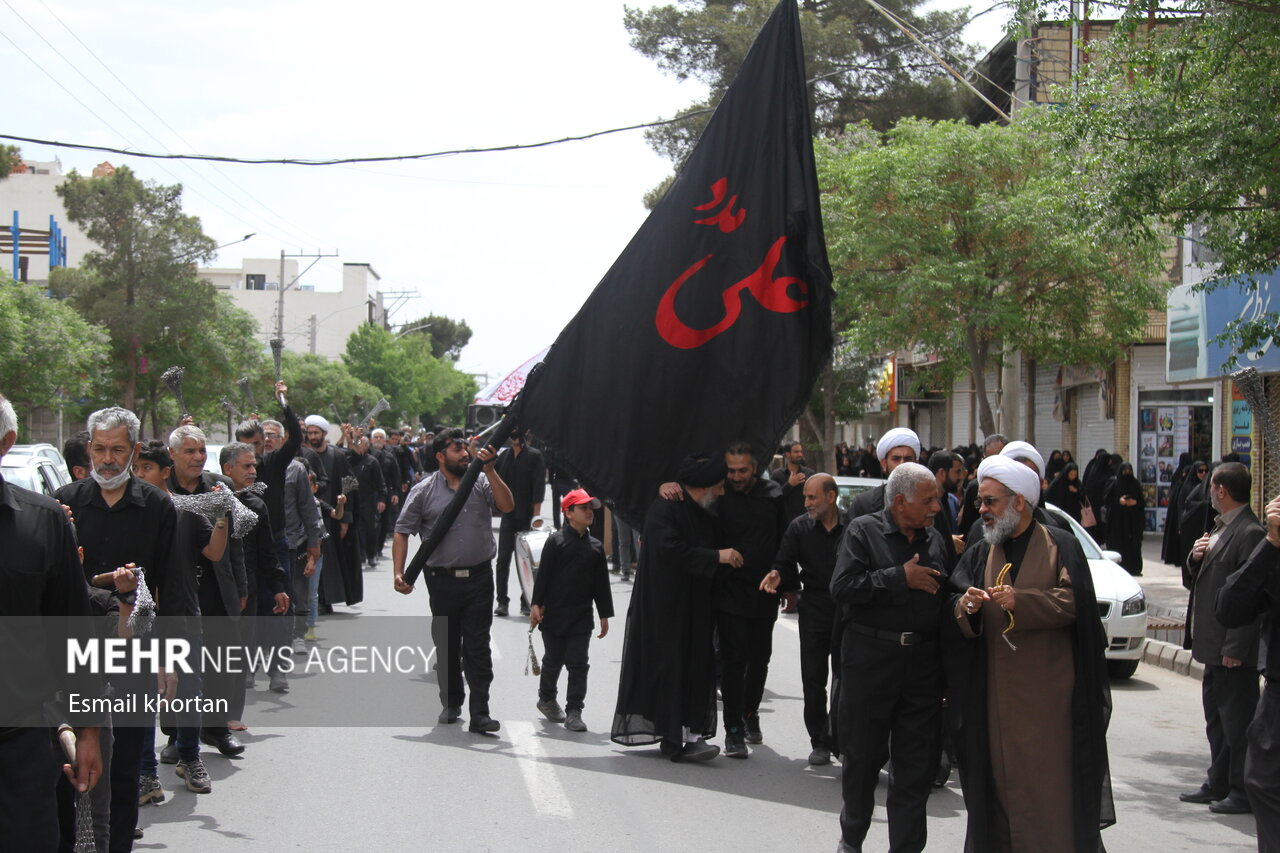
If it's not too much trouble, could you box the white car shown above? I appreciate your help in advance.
[1043,502,1147,678]
[8,442,69,480]
[1,454,72,498]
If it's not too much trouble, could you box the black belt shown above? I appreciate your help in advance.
[428,562,488,578]
[846,621,935,646]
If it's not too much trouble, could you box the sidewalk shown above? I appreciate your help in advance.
[1136,532,1198,679]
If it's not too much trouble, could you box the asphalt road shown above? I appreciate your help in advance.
[131,529,1258,852]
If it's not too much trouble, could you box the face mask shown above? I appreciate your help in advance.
[91,449,136,491]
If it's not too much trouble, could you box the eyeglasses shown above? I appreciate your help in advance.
[973,493,1017,510]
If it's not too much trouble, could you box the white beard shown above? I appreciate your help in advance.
[982,500,1023,546]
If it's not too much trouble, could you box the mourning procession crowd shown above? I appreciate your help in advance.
[4,380,1280,853]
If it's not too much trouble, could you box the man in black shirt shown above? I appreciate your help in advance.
[371,428,403,560]
[0,394,103,849]
[831,462,948,853]
[55,406,175,853]
[763,473,844,766]
[492,429,545,616]
[349,435,387,569]
[529,489,614,733]
[305,415,360,608]
[1216,494,1280,848]
[221,443,290,694]
[715,442,787,758]
[770,441,815,521]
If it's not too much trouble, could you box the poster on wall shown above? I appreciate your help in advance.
[1231,385,1254,470]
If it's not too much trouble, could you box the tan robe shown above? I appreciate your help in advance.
[955,524,1077,853]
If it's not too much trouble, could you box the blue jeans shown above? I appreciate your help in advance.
[308,555,323,628]
[139,631,203,770]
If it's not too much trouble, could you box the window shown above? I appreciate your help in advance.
[246,274,266,290]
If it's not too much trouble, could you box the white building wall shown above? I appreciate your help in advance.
[0,160,97,283]
[202,260,384,360]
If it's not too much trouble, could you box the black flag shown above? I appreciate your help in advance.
[520,0,832,524]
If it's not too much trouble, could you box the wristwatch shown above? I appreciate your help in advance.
[117,589,137,605]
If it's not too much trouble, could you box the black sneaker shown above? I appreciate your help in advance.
[468,714,501,734]
[494,604,509,617]
[537,699,566,723]
[744,713,763,744]
[808,746,832,766]
[564,710,587,732]
[159,742,179,765]
[672,740,720,763]
[724,728,749,759]
[437,706,462,724]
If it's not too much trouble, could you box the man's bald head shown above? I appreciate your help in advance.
[803,473,839,520]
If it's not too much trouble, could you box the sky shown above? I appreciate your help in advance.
[1,0,1012,387]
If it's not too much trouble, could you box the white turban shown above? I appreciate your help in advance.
[977,455,1041,506]
[876,427,921,461]
[304,414,331,432]
[1000,441,1045,477]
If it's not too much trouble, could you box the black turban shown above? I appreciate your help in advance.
[677,453,727,488]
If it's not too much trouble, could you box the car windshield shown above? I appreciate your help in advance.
[1044,503,1105,560]
[836,483,877,515]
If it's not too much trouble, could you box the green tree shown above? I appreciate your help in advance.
[0,145,19,180]
[804,338,876,472]
[53,165,217,413]
[626,0,975,200]
[398,314,473,361]
[343,324,477,428]
[817,117,1167,436]
[1032,1,1280,354]
[275,351,385,425]
[0,277,111,425]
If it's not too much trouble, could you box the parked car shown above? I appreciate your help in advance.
[1044,502,1147,678]
[204,444,224,474]
[832,476,884,515]
[1,454,71,498]
[8,442,69,480]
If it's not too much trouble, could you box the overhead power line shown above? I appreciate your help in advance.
[0,111,716,168]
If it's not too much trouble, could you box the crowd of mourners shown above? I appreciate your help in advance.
[4,381,1279,853]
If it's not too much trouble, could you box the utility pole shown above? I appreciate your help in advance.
[276,249,339,344]
[309,314,318,355]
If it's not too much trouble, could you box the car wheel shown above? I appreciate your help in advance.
[1107,659,1139,679]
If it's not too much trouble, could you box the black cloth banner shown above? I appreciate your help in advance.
[521,0,832,525]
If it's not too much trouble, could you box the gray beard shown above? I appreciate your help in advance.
[982,501,1023,546]
[695,492,719,516]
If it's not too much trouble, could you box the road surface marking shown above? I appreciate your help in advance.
[506,720,573,819]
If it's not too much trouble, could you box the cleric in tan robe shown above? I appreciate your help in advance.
[944,455,1114,853]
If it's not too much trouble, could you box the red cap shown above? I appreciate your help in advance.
[560,488,601,513]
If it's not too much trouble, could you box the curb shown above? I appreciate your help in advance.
[1141,638,1203,681]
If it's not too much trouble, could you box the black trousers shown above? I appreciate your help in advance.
[1201,662,1260,799]
[838,632,942,853]
[199,573,241,735]
[495,514,531,608]
[539,631,591,711]
[108,724,147,853]
[426,563,495,715]
[717,610,776,731]
[1247,681,1280,852]
[0,728,60,852]
[798,605,836,748]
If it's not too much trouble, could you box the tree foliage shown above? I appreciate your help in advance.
[0,146,19,180]
[398,313,473,361]
[0,277,110,420]
[53,165,218,414]
[343,324,477,428]
[817,117,1167,435]
[626,0,974,193]
[1034,0,1280,354]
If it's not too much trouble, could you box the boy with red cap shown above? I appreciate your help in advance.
[530,488,615,732]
